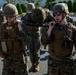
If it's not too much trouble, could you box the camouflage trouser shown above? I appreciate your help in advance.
[28,38,40,67]
[2,58,28,75]
[48,56,74,75]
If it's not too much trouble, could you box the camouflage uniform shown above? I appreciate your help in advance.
[41,3,76,75]
[40,8,54,49]
[66,15,76,26]
[0,3,28,75]
[0,10,5,26]
[66,15,75,25]
[21,3,40,72]
[0,10,5,23]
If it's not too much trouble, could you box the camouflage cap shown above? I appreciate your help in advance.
[27,3,35,11]
[31,8,46,23]
[4,3,18,16]
[53,3,69,14]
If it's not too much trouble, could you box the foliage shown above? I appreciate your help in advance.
[21,3,27,13]
[51,1,58,10]
[35,2,41,8]
[44,0,57,10]
[4,0,76,14]
[63,0,67,3]
[35,0,42,8]
[25,0,35,3]
[67,0,73,12]
[44,0,51,9]
[16,3,23,14]
[3,0,18,4]
[3,3,7,10]
[58,1,63,3]
[73,0,76,13]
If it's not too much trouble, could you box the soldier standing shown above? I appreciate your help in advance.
[41,3,76,75]
[0,3,28,75]
[0,10,5,26]
[21,3,40,72]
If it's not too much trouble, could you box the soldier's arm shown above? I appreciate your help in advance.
[72,25,76,50]
[0,41,6,58]
[0,26,6,58]
[40,21,55,49]
[17,22,29,45]
[40,27,50,49]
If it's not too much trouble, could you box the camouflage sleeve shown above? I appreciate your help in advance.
[72,25,76,50]
[21,15,26,21]
[0,27,6,58]
[40,27,50,48]
[0,42,5,58]
[17,23,29,45]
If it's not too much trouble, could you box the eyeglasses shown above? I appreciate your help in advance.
[53,12,61,17]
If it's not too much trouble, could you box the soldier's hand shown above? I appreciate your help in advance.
[47,21,55,37]
[18,24,23,31]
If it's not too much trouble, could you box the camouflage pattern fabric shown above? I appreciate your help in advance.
[0,22,28,75]
[53,3,69,14]
[41,22,76,75]
[0,10,5,23]
[66,15,75,26]
[27,26,40,69]
[4,3,18,16]
[2,56,28,75]
[21,12,40,72]
[40,26,49,49]
[48,56,73,75]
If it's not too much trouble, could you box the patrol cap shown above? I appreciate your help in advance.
[53,3,69,14]
[4,3,18,16]
[27,3,35,10]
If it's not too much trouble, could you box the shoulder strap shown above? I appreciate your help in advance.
[64,22,71,36]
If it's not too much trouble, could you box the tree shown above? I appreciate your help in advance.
[73,0,76,13]
[21,3,27,13]
[3,0,18,4]
[63,0,67,3]
[51,1,58,10]
[3,3,7,10]
[35,2,41,8]
[35,0,42,8]
[16,3,23,14]
[67,0,72,12]
[44,0,52,9]
[58,1,63,3]
[44,0,57,10]
[25,0,35,3]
